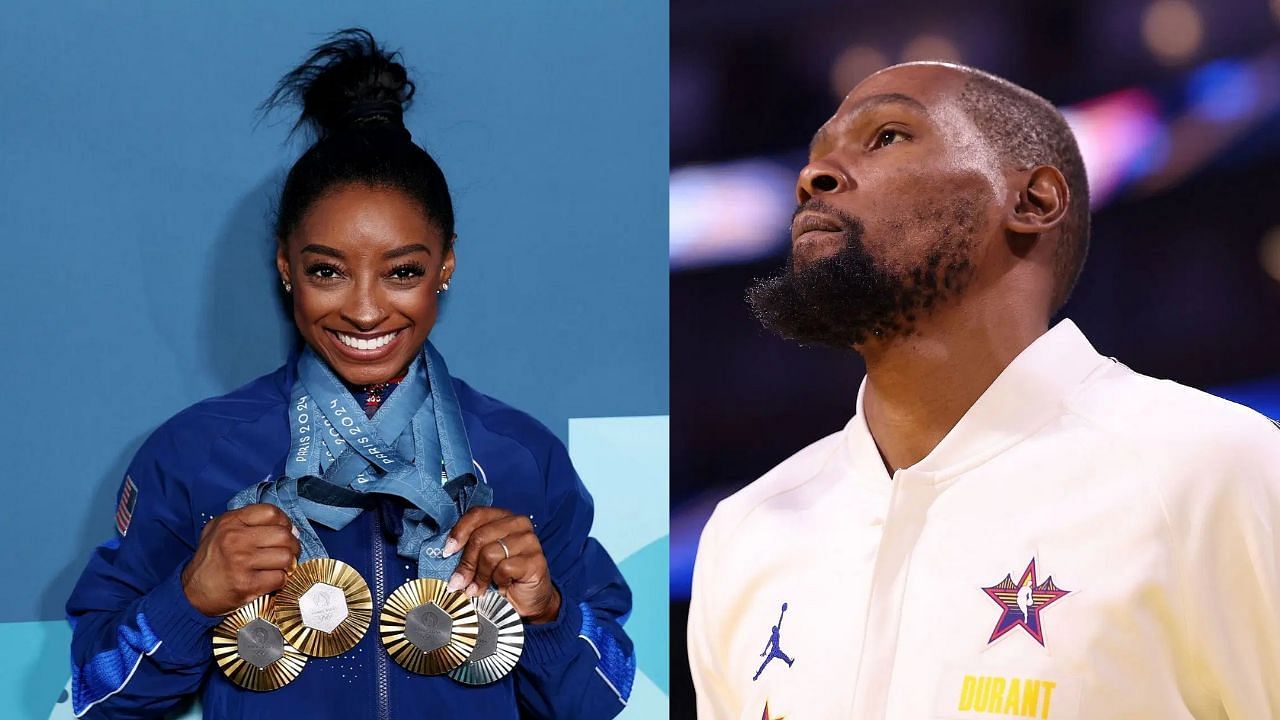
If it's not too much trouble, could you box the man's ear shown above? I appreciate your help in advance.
[1006,165,1070,235]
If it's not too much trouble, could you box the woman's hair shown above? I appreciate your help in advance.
[264,28,454,249]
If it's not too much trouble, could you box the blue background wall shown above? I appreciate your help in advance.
[0,2,668,716]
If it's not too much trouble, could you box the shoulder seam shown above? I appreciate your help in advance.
[712,434,845,543]
[464,407,547,491]
[172,396,288,538]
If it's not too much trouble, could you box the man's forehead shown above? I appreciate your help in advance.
[841,63,968,115]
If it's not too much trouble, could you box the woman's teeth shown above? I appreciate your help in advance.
[336,331,399,350]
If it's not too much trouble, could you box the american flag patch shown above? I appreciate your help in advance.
[116,475,138,536]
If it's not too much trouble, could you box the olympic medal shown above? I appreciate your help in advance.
[380,578,479,675]
[447,589,524,685]
[273,558,373,657]
[212,595,307,691]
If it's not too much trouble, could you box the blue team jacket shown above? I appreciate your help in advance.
[65,358,635,719]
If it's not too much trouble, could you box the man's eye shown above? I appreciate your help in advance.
[872,129,908,149]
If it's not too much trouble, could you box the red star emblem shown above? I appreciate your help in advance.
[981,558,1069,646]
[762,701,785,720]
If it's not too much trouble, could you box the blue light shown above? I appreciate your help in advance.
[1187,59,1259,123]
[1126,125,1171,181]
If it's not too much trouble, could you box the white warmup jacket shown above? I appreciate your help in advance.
[688,320,1280,719]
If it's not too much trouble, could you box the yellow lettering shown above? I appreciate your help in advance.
[958,675,977,711]
[974,677,991,711]
[952,674,1059,717]
[987,678,1006,711]
[1002,678,1021,714]
[1040,681,1056,720]
[1021,680,1040,717]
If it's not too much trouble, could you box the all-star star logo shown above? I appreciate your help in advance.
[981,558,1069,646]
[761,701,785,720]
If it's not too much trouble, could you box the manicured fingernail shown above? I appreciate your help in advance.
[442,538,459,557]
[447,573,465,592]
[465,583,479,598]
[291,525,300,539]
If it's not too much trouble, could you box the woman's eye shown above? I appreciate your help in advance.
[389,264,426,281]
[305,263,342,280]
[872,128,908,149]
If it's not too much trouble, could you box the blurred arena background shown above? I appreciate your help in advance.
[669,0,1280,715]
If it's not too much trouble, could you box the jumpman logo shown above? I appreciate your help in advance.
[753,602,795,681]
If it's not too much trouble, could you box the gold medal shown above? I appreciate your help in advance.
[379,578,478,675]
[447,589,525,685]
[272,558,373,657]
[212,595,307,691]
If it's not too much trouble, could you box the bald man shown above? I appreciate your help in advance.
[687,62,1280,719]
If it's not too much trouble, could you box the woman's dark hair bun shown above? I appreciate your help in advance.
[265,27,415,139]
[267,27,454,247]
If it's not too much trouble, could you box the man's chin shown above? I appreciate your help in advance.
[790,234,847,266]
[748,269,914,349]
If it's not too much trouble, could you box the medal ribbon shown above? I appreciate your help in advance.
[228,341,491,579]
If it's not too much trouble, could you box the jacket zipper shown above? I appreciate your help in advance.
[373,510,390,720]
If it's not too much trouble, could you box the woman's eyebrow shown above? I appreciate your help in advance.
[384,243,432,259]
[300,243,343,259]
[299,243,433,259]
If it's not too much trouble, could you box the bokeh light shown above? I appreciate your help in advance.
[1142,0,1204,65]
[829,45,888,99]
[901,33,962,64]
[1260,226,1280,283]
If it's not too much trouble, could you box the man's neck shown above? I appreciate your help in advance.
[859,308,1047,475]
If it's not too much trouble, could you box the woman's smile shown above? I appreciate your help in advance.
[325,327,407,362]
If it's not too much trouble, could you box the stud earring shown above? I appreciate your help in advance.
[282,279,292,293]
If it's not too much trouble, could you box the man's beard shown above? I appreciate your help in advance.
[747,199,980,349]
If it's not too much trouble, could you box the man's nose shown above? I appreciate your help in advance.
[795,160,851,204]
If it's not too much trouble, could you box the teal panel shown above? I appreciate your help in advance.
[618,537,670,693]
[568,415,670,717]
[0,621,71,720]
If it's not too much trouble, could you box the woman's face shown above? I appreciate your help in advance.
[276,183,454,386]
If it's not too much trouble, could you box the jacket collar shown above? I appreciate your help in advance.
[844,319,1110,486]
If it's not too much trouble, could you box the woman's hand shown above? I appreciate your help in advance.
[444,507,561,624]
[180,504,301,617]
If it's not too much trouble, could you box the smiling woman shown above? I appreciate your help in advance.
[282,186,452,388]
[63,28,635,720]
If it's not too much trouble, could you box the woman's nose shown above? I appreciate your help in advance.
[340,284,391,330]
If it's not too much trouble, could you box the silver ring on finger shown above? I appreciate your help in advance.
[496,537,511,560]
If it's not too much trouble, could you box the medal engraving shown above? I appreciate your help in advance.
[405,603,453,653]
[299,582,349,634]
[470,614,499,661]
[237,618,286,669]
